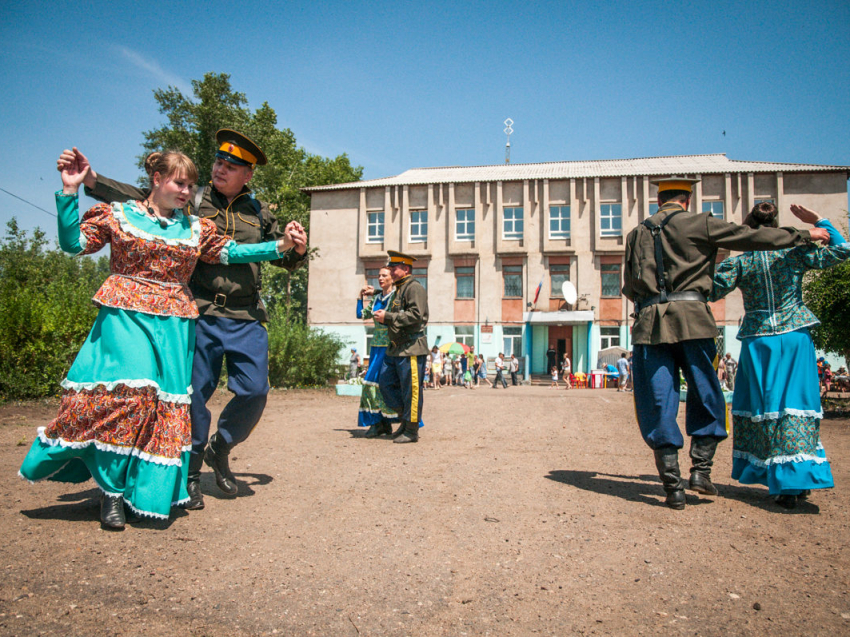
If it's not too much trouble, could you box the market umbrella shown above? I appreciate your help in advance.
[439,342,471,356]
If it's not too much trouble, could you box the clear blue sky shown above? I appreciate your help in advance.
[2,0,848,238]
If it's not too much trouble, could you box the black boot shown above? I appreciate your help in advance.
[391,421,406,439]
[688,436,719,496]
[393,420,419,444]
[100,493,126,530]
[204,433,238,496]
[654,447,686,510]
[184,453,205,510]
[364,424,381,438]
[377,420,393,437]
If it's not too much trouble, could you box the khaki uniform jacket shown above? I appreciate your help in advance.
[85,174,306,322]
[384,275,429,357]
[622,203,812,345]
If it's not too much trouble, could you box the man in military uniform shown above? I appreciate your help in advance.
[57,130,307,509]
[623,177,828,509]
[373,251,429,444]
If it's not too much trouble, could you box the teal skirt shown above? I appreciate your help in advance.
[19,306,195,519]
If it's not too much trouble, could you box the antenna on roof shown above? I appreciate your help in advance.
[504,118,513,164]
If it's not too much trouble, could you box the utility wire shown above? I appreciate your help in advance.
[0,187,57,217]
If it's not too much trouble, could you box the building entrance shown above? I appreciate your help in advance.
[548,325,573,371]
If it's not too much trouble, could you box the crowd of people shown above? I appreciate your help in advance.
[15,137,850,530]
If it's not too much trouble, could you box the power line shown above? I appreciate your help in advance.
[0,187,57,217]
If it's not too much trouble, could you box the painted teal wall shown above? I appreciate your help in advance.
[574,324,589,373]
[531,325,548,373]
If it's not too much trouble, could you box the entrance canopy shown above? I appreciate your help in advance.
[523,311,594,325]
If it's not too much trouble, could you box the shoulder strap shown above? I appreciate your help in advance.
[191,186,207,215]
[642,209,685,303]
[251,197,264,228]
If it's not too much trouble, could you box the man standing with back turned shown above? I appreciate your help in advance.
[623,177,827,509]
[373,251,429,444]
[58,130,308,510]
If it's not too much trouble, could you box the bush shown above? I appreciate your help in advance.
[266,304,347,387]
[0,220,109,401]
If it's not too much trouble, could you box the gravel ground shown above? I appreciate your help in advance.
[1,386,849,636]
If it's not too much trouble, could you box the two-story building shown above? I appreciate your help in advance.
[304,154,849,374]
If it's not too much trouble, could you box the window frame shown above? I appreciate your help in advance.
[409,209,428,243]
[550,263,570,298]
[455,208,475,241]
[599,326,620,350]
[702,200,724,219]
[503,265,523,298]
[549,205,571,239]
[599,203,623,237]
[412,266,428,290]
[455,326,475,347]
[455,266,475,299]
[600,263,621,298]
[503,207,524,240]
[366,211,384,244]
[503,326,523,358]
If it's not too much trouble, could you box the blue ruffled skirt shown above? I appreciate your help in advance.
[357,346,398,428]
[731,328,833,495]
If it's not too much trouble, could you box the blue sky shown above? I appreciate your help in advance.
[2,0,848,238]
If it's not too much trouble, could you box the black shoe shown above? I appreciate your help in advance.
[688,436,720,496]
[204,434,238,496]
[393,420,419,444]
[182,453,205,510]
[378,421,393,436]
[775,494,797,510]
[100,493,126,530]
[654,447,686,510]
[364,424,381,438]
[798,490,811,500]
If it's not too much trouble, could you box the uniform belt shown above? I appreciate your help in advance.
[390,330,426,349]
[197,291,259,309]
[635,291,707,312]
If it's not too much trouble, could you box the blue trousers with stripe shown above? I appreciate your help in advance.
[632,338,727,450]
[380,355,426,425]
[190,316,270,454]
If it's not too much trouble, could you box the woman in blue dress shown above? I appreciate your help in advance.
[356,267,398,437]
[710,202,850,509]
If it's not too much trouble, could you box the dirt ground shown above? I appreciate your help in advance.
[1,385,849,636]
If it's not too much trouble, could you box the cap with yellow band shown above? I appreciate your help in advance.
[215,128,268,167]
[650,176,701,193]
[387,250,416,267]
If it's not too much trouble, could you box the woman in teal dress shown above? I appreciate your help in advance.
[19,151,298,529]
[356,266,398,437]
[710,203,850,509]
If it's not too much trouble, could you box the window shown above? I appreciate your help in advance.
[455,209,475,240]
[503,327,522,357]
[367,212,384,243]
[649,203,659,215]
[600,204,622,237]
[413,266,427,290]
[601,263,621,298]
[410,210,427,242]
[456,266,475,298]
[702,201,724,219]
[365,326,375,357]
[600,326,620,349]
[550,264,570,297]
[503,207,524,240]
[455,326,474,348]
[549,205,570,239]
[755,198,775,206]
[365,268,382,291]
[503,265,522,297]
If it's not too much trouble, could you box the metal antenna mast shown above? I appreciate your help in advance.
[504,118,513,164]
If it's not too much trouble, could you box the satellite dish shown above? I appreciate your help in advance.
[561,281,578,305]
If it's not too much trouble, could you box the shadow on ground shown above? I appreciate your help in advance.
[545,469,821,514]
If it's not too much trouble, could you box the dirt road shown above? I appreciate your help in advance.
[1,387,849,636]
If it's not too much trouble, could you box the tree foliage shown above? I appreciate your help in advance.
[804,260,850,366]
[0,220,110,400]
[141,72,363,317]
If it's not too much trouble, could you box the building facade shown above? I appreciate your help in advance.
[304,154,849,374]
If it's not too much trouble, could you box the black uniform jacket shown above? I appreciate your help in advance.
[384,275,429,357]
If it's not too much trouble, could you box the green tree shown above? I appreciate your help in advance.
[804,260,850,366]
[0,220,110,400]
[141,72,363,317]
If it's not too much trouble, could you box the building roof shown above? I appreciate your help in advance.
[303,153,850,192]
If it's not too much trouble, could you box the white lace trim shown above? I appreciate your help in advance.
[733,449,829,467]
[731,407,823,421]
[218,240,237,265]
[60,378,192,404]
[36,428,191,467]
[112,202,201,247]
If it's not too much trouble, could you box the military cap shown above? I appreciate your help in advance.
[650,176,701,193]
[215,129,268,167]
[387,250,416,267]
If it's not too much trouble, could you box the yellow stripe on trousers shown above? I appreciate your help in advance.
[410,356,420,423]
